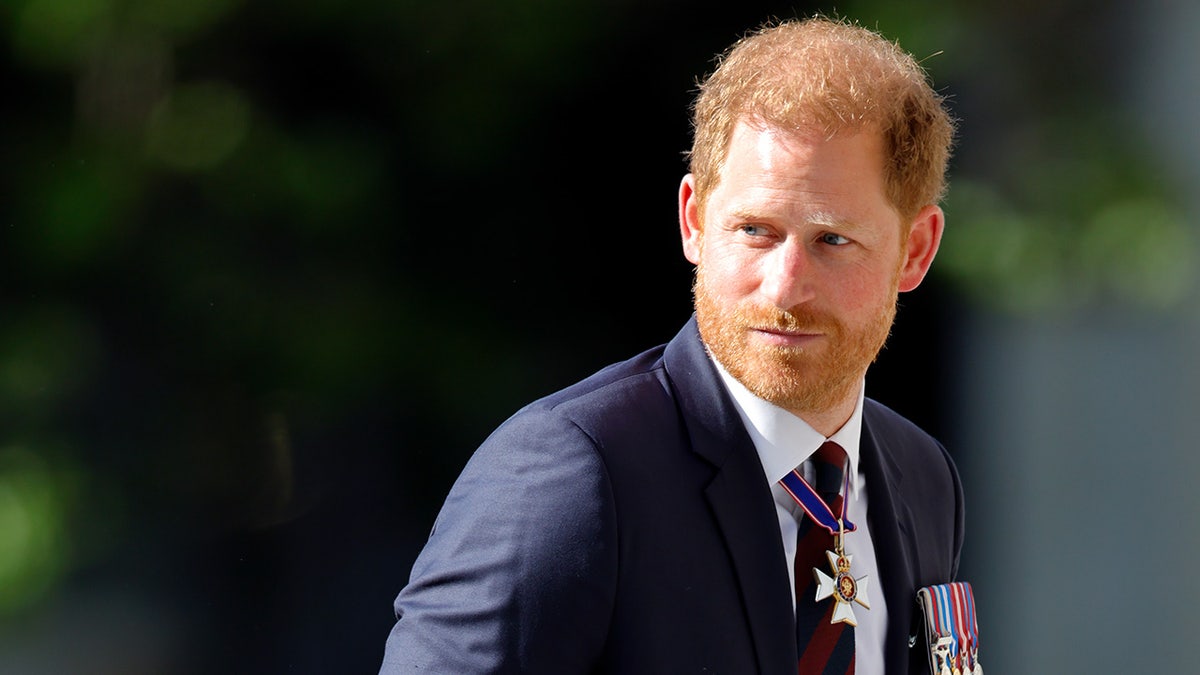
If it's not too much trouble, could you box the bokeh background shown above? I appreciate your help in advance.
[2,0,1198,672]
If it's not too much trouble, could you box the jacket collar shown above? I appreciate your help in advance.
[663,317,798,674]
[860,406,919,671]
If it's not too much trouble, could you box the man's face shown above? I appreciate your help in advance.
[679,120,942,426]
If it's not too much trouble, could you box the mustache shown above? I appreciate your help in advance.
[735,304,838,333]
[691,269,840,334]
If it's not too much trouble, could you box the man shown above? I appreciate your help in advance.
[381,17,962,675]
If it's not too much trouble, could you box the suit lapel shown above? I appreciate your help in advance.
[860,407,920,671]
[664,319,796,675]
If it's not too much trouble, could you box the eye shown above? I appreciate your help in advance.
[820,232,851,246]
[740,224,769,237]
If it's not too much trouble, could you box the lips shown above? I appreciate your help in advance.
[752,326,820,337]
[748,325,825,349]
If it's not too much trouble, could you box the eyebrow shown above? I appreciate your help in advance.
[728,206,860,231]
[806,211,859,230]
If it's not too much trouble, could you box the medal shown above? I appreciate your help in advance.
[917,582,983,675]
[780,456,870,625]
[812,519,871,625]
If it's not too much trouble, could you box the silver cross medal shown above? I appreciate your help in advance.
[813,519,871,625]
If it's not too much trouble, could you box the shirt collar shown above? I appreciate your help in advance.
[711,357,865,501]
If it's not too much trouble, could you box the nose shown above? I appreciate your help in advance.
[758,240,815,309]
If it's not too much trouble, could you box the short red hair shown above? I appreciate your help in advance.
[689,17,955,221]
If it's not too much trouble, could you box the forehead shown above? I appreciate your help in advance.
[722,118,882,171]
[710,120,892,219]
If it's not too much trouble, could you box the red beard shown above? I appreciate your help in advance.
[692,264,898,416]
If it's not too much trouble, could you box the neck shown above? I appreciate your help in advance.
[788,376,863,437]
[790,396,857,438]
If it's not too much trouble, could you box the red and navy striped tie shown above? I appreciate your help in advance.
[795,441,855,674]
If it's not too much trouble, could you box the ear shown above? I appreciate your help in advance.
[679,174,703,264]
[897,204,944,292]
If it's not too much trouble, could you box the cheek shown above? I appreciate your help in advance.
[703,246,761,295]
[829,269,895,313]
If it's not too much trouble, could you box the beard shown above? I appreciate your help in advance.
[693,265,899,416]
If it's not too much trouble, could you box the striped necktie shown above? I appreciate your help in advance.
[794,441,855,674]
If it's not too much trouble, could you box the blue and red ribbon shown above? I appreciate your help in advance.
[918,582,980,672]
[779,461,856,536]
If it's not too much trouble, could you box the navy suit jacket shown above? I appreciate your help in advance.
[381,318,964,674]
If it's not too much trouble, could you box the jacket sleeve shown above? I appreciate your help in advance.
[380,407,617,674]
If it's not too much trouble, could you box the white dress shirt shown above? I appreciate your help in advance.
[713,360,887,675]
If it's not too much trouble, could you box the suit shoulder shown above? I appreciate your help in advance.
[511,343,674,428]
[863,398,966,576]
[471,342,687,483]
[863,398,944,453]
[862,398,960,487]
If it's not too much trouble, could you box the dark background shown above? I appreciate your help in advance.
[2,0,1187,671]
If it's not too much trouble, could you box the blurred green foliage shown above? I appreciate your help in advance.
[842,0,1197,313]
[0,444,80,613]
[0,465,60,608]
[145,81,251,170]
[2,0,663,650]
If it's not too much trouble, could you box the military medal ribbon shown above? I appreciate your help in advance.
[779,461,855,536]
